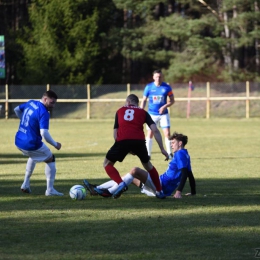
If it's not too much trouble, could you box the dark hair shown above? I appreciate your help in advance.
[127,94,139,105]
[43,90,58,99]
[153,69,162,75]
[170,132,188,147]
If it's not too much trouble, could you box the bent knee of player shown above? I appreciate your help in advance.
[103,158,113,168]
[45,154,55,163]
[130,167,140,177]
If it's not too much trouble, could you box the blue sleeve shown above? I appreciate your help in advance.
[19,102,27,112]
[175,151,188,169]
[39,110,50,129]
[143,85,150,97]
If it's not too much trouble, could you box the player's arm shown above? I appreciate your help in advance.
[185,170,196,196]
[40,129,61,150]
[173,167,189,198]
[113,113,119,141]
[145,113,168,158]
[140,96,148,109]
[149,126,169,160]
[159,95,175,114]
[113,129,118,141]
[14,106,23,119]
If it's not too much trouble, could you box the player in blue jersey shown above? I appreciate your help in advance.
[83,132,196,198]
[14,90,63,196]
[140,69,175,160]
[132,132,196,198]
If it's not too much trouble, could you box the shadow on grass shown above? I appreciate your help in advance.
[0,177,259,260]
[0,152,106,164]
[0,178,259,211]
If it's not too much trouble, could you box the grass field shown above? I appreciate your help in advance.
[1,118,260,260]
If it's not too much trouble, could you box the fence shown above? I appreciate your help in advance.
[0,82,260,119]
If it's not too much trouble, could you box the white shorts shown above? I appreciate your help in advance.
[146,114,170,130]
[17,143,53,163]
[141,173,157,197]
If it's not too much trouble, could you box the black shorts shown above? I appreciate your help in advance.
[106,140,149,163]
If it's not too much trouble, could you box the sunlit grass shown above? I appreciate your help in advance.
[0,118,260,260]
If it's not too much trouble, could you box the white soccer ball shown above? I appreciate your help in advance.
[69,185,87,200]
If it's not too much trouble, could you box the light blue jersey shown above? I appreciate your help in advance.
[160,149,191,196]
[15,100,49,151]
[143,82,173,115]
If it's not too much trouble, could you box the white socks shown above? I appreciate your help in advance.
[146,137,171,156]
[22,158,36,188]
[97,180,115,190]
[146,138,153,156]
[108,173,134,194]
[45,162,56,192]
[165,137,172,155]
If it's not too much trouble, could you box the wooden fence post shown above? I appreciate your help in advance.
[87,84,90,119]
[246,81,250,119]
[206,82,210,119]
[127,83,130,95]
[5,84,8,119]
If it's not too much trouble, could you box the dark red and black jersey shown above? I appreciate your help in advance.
[114,105,154,141]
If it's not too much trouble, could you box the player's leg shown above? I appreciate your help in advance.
[44,154,63,196]
[21,157,36,193]
[130,167,149,185]
[130,167,157,197]
[103,159,122,184]
[145,125,153,158]
[145,115,160,159]
[160,114,172,158]
[103,142,128,184]
[134,142,165,198]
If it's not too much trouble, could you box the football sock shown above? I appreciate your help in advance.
[108,183,119,194]
[148,166,162,192]
[104,164,123,184]
[146,137,153,156]
[165,137,172,155]
[97,180,116,189]
[107,173,133,194]
[22,158,36,187]
[122,173,134,186]
[45,162,56,191]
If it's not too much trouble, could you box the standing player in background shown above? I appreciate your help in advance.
[14,90,63,196]
[140,69,175,160]
[95,94,169,199]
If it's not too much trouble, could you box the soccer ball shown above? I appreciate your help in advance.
[69,185,87,200]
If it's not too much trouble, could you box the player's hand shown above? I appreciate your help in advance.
[161,149,169,161]
[185,193,196,196]
[158,107,166,114]
[173,191,182,199]
[55,142,62,150]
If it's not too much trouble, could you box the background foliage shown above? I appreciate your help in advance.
[0,0,260,84]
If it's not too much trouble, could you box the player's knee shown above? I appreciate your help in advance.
[130,167,139,177]
[45,154,55,163]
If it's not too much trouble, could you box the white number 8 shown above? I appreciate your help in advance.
[124,109,134,121]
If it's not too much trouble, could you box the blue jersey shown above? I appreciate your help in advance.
[160,149,191,196]
[143,82,173,115]
[15,100,50,151]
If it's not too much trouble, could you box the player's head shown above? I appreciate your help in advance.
[170,132,188,152]
[42,90,58,111]
[153,69,162,86]
[126,94,139,106]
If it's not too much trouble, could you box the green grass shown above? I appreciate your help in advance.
[1,118,260,260]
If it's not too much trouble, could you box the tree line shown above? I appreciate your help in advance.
[0,0,259,85]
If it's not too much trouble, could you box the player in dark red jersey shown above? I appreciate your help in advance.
[94,94,169,199]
